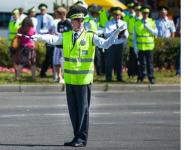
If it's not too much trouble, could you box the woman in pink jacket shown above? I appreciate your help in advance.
[14,17,36,80]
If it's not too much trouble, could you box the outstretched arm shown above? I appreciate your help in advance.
[93,24,126,49]
[32,34,63,45]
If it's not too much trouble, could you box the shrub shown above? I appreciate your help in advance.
[35,41,46,67]
[154,37,181,69]
[0,37,46,68]
[0,37,181,70]
[0,37,12,67]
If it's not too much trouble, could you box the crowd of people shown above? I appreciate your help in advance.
[8,0,180,84]
[6,0,181,147]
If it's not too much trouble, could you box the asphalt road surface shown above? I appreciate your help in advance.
[0,89,180,150]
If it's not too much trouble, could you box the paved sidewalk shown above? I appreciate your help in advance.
[0,84,180,92]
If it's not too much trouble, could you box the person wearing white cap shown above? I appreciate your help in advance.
[104,7,128,82]
[32,5,126,147]
[134,5,158,84]
[8,8,21,46]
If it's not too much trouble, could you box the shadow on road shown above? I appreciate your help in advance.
[0,143,64,147]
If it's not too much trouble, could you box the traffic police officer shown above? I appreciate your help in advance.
[155,6,176,38]
[155,6,178,75]
[36,3,54,78]
[134,5,158,84]
[84,4,104,75]
[127,3,142,78]
[8,9,21,46]
[84,4,102,33]
[123,0,135,23]
[32,5,126,147]
[104,7,128,82]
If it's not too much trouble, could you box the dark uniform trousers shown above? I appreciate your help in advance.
[66,84,91,143]
[138,50,154,80]
[40,44,54,76]
[105,43,123,81]
[175,48,180,76]
[94,47,105,75]
[127,47,138,77]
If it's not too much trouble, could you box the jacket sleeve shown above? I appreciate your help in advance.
[144,20,158,36]
[32,34,63,45]
[93,25,125,49]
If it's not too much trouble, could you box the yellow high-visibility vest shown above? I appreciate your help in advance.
[8,20,21,46]
[63,30,95,85]
[84,16,98,32]
[134,18,155,51]
[127,16,142,47]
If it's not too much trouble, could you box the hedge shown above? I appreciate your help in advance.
[153,37,181,70]
[0,37,46,68]
[123,37,180,70]
[0,37,180,69]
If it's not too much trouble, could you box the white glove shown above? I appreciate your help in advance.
[117,24,127,32]
[31,34,46,41]
[144,23,151,29]
[31,35,40,41]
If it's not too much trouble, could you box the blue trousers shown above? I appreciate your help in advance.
[66,84,91,143]
[138,50,154,80]
[175,49,181,75]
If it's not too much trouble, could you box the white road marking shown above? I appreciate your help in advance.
[0,111,180,118]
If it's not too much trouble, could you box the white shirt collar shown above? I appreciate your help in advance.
[72,28,84,36]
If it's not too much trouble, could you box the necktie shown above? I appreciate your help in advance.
[73,32,78,43]
[40,16,44,29]
[116,20,119,29]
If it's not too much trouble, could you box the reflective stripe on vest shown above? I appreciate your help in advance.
[64,69,94,74]
[135,18,155,51]
[63,30,95,85]
[64,57,94,62]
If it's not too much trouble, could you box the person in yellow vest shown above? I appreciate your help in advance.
[99,8,109,28]
[84,4,102,34]
[127,2,143,78]
[134,5,158,84]
[123,0,135,23]
[84,4,105,75]
[8,8,22,79]
[32,5,126,147]
[8,9,21,46]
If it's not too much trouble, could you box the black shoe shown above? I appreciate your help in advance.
[40,73,46,78]
[72,141,86,147]
[64,140,75,146]
[106,79,112,82]
[117,79,124,82]
[137,77,143,83]
[149,78,155,84]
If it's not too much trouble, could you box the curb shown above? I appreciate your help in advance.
[93,83,180,92]
[0,84,180,92]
